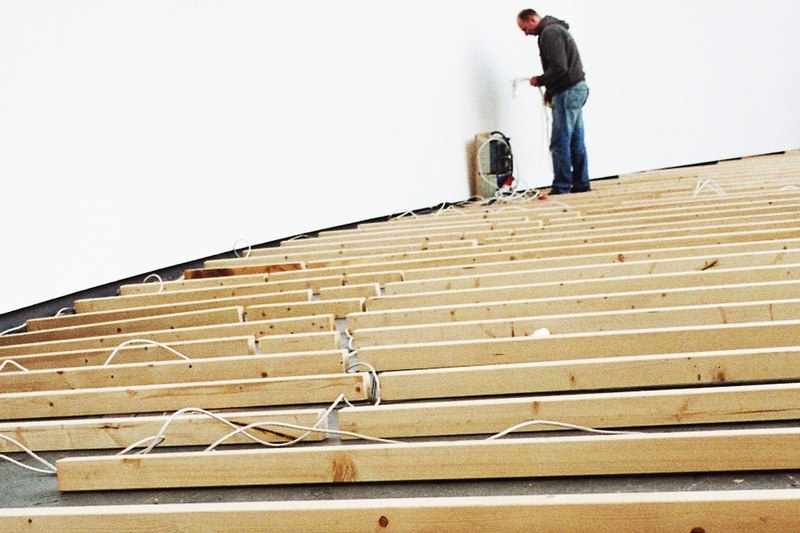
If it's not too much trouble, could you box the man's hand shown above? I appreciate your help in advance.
[529,76,540,87]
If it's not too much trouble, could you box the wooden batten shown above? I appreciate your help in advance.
[0,351,349,393]
[0,407,329,453]
[0,372,370,420]
[257,331,341,354]
[318,283,380,300]
[4,491,798,532]
[340,383,800,439]
[119,273,270,295]
[1,307,244,347]
[0,336,256,371]
[352,299,800,346]
[376,347,800,401]
[347,279,799,330]
[0,316,334,358]
[364,264,799,311]
[356,320,800,371]
[245,298,364,320]
[184,262,304,279]
[73,285,313,314]
[55,428,800,490]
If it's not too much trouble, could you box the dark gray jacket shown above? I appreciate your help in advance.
[534,16,585,95]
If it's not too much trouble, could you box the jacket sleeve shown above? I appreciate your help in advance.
[537,28,569,87]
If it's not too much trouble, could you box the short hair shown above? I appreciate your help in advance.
[517,9,538,20]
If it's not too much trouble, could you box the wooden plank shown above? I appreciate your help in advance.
[0,351,349,393]
[355,320,800,371]
[2,336,256,371]
[343,270,404,286]
[0,407,329,452]
[259,227,800,282]
[384,249,800,295]
[347,280,799,330]
[119,273,269,295]
[364,264,800,311]
[0,307,244,347]
[401,237,800,282]
[352,299,800,346]
[279,233,473,251]
[258,331,341,354]
[4,491,799,533]
[54,427,800,490]
[377,347,800,401]
[341,383,800,439]
[0,372,370,420]
[28,289,323,331]
[0,316,334,358]
[74,285,312,313]
[245,240,476,263]
[184,262,304,279]
[246,299,364,321]
[319,283,380,300]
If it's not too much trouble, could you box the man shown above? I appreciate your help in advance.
[517,9,590,195]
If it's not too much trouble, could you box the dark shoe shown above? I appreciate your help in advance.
[547,188,569,195]
[571,186,591,193]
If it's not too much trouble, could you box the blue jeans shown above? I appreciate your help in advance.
[550,81,589,193]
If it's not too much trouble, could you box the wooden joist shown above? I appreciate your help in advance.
[364,264,799,311]
[318,283,380,300]
[355,320,800,371]
[376,347,800,401]
[352,299,800,346]
[257,331,341,354]
[245,298,364,320]
[0,307,244,347]
[1,336,255,371]
[4,491,798,532]
[383,248,800,295]
[347,279,798,330]
[0,407,329,453]
[55,427,800,490]
[339,383,800,438]
[73,285,312,314]
[0,372,370,420]
[0,316,334,358]
[183,262,304,279]
[0,351,348,393]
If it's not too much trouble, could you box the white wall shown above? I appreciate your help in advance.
[2,0,799,314]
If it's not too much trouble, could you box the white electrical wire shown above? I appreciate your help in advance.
[487,420,641,440]
[0,434,57,475]
[103,339,191,366]
[347,360,381,406]
[142,273,165,293]
[0,359,29,373]
[693,179,727,197]
[233,238,252,258]
[0,323,25,336]
[54,307,74,316]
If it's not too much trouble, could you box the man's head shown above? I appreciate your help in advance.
[517,9,541,36]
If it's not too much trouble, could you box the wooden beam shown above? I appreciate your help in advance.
[347,280,798,330]
[401,237,799,281]
[0,407,329,452]
[55,427,800,490]
[352,299,800,346]
[4,491,798,532]
[28,289,323,331]
[0,351,348,393]
[119,273,269,295]
[0,372,370,420]
[0,307,244,347]
[365,264,799,311]
[356,320,800,371]
[258,331,341,354]
[384,248,800,295]
[2,336,256,371]
[319,283,380,300]
[340,383,800,438]
[0,316,334,358]
[377,347,800,401]
[73,285,312,313]
[184,262,304,279]
[246,299,364,321]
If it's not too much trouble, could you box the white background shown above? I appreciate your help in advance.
[2,0,799,314]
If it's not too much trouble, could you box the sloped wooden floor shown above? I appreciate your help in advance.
[1,152,799,530]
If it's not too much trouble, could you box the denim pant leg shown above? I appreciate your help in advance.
[550,82,589,192]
